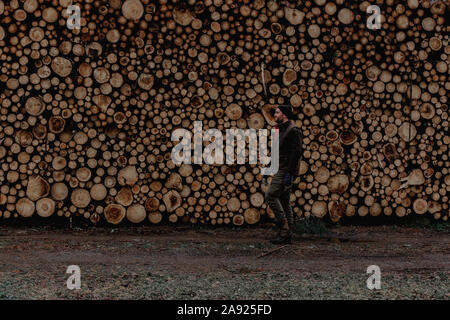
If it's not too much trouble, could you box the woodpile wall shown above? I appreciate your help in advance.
[0,0,448,226]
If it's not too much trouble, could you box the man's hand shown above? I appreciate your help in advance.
[283,173,293,185]
[262,176,268,185]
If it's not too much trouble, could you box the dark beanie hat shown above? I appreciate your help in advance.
[277,105,296,120]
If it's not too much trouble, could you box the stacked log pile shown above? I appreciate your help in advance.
[0,0,448,225]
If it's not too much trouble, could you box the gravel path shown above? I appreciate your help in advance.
[0,225,448,299]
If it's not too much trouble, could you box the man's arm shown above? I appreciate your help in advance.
[286,128,302,176]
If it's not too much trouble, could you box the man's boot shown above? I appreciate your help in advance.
[270,220,283,243]
[270,218,292,245]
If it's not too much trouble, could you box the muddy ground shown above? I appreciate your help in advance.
[0,224,449,300]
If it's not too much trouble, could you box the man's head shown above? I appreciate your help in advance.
[273,108,288,124]
[273,105,295,124]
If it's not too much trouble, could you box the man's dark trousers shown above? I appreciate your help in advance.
[265,170,294,237]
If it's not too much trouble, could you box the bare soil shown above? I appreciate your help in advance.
[0,225,448,299]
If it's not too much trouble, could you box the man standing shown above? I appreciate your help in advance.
[265,105,302,244]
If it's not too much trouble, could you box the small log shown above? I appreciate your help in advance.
[148,212,163,224]
[413,199,428,215]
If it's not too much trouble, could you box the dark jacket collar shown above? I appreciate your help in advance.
[275,120,291,130]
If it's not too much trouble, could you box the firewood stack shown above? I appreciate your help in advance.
[0,0,448,225]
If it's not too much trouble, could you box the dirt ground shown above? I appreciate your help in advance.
[0,224,449,300]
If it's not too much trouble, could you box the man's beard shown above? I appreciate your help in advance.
[274,117,284,124]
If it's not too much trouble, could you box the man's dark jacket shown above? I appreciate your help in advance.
[276,120,302,176]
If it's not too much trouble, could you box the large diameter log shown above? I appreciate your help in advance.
[25,97,45,116]
[70,189,91,208]
[284,7,305,25]
[298,161,308,176]
[261,105,277,125]
[104,204,126,225]
[51,57,72,77]
[145,197,160,212]
[49,117,66,134]
[315,167,330,184]
[339,130,357,146]
[90,184,107,201]
[250,193,264,208]
[166,173,183,191]
[398,123,417,142]
[360,176,374,192]
[118,166,138,186]
[16,198,35,218]
[244,208,260,225]
[15,130,33,147]
[248,113,265,130]
[52,156,67,171]
[51,183,69,201]
[282,69,297,86]
[94,68,110,84]
[312,201,327,218]
[427,201,442,214]
[126,204,146,223]
[225,104,242,120]
[369,203,382,217]
[26,176,50,201]
[36,198,55,218]
[122,0,144,20]
[338,8,354,24]
[163,190,181,213]
[173,7,194,26]
[42,7,58,22]
[137,74,154,90]
[327,175,349,194]
[116,187,133,206]
[227,197,241,212]
[328,201,345,223]
[93,95,111,112]
[400,169,425,188]
[413,199,428,215]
